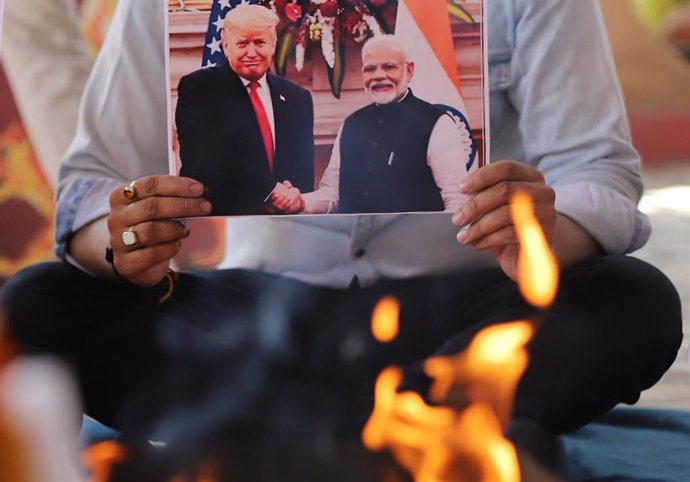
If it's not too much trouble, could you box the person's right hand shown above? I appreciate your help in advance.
[108,175,211,286]
[267,181,304,214]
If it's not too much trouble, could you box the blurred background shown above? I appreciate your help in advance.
[0,0,688,404]
[0,0,116,283]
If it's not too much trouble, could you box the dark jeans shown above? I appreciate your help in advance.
[0,256,682,443]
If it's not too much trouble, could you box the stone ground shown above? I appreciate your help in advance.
[632,162,690,410]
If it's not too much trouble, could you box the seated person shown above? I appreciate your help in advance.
[1,0,682,470]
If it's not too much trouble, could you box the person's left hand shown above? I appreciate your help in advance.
[266,181,304,214]
[452,161,557,280]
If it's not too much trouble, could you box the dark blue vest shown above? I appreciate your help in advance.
[338,91,446,214]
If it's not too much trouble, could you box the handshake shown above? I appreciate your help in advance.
[265,180,305,214]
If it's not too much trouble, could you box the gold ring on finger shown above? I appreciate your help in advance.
[123,181,138,201]
[121,226,139,247]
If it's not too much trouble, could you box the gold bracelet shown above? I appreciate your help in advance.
[107,247,178,303]
[158,269,180,305]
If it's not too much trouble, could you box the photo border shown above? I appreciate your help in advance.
[164,0,488,219]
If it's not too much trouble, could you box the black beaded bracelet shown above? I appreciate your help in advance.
[105,247,178,304]
[105,246,127,281]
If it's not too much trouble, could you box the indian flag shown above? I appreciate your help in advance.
[395,0,466,111]
[394,0,477,169]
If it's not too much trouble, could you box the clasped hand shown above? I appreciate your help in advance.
[266,180,304,214]
[452,161,557,280]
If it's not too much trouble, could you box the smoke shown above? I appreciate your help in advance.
[118,269,384,454]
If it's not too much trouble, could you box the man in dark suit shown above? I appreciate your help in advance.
[176,4,314,216]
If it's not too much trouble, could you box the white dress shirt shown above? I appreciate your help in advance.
[56,0,650,289]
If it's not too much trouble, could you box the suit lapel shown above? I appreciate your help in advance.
[218,65,247,95]
[218,66,270,166]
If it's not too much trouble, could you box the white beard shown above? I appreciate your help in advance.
[365,70,410,105]
[367,88,400,105]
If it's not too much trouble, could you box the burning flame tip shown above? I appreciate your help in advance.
[510,190,559,309]
[371,296,401,343]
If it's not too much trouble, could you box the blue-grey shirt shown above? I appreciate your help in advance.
[56,0,649,288]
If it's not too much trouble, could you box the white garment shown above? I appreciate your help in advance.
[56,0,650,289]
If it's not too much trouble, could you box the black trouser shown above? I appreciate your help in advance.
[1,256,683,443]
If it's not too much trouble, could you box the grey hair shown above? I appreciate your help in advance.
[361,34,411,62]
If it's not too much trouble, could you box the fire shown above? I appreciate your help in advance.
[371,296,400,343]
[362,191,560,481]
[194,460,218,482]
[362,324,530,482]
[509,190,559,308]
[82,441,126,482]
[167,460,217,482]
[425,322,534,429]
[81,442,218,482]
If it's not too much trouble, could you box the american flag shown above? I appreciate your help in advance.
[202,0,260,68]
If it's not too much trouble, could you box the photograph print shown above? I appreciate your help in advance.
[166,0,488,217]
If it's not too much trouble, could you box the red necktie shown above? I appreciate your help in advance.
[248,81,274,171]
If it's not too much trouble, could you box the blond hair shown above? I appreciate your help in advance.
[223,4,280,43]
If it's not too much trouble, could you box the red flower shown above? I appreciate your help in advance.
[319,0,339,17]
[285,3,303,22]
[274,0,289,14]
[343,10,362,32]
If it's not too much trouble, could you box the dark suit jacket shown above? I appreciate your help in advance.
[176,64,314,216]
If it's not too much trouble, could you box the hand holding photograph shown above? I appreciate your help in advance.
[166,0,488,217]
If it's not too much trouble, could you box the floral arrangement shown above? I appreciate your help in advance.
[249,0,396,97]
[255,0,475,97]
[278,0,394,67]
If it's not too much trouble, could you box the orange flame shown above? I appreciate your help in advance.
[425,322,534,429]
[371,296,401,343]
[167,460,218,482]
[363,321,533,482]
[195,460,218,482]
[510,191,559,308]
[82,441,126,482]
[363,191,563,481]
